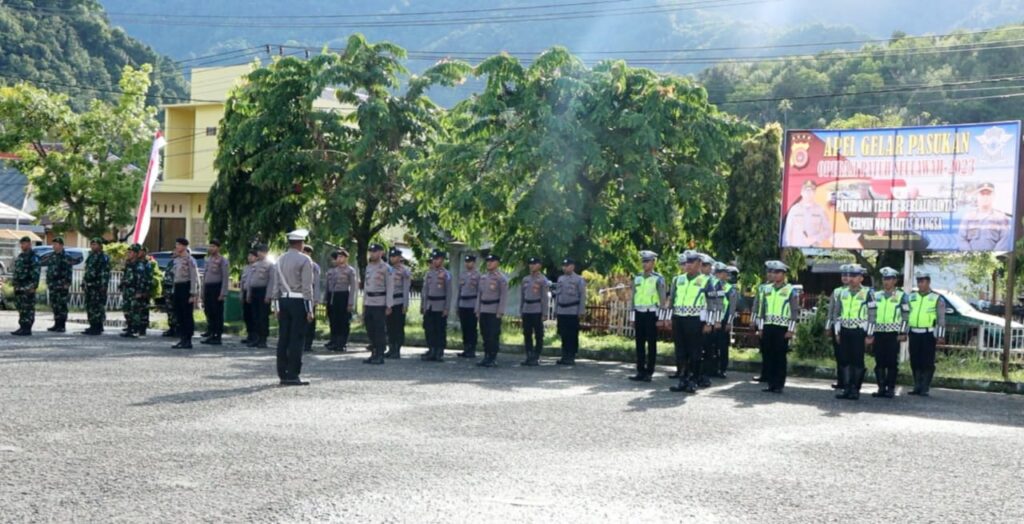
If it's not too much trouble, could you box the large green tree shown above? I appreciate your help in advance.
[419,49,748,274]
[0,64,158,239]
[208,34,470,266]
[711,123,784,284]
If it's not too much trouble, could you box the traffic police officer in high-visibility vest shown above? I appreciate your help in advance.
[749,261,773,383]
[668,251,714,393]
[696,254,723,388]
[908,271,946,397]
[713,263,739,378]
[834,264,875,400]
[827,264,853,390]
[755,260,800,394]
[871,267,909,398]
[628,250,668,382]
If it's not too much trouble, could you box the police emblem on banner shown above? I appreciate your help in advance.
[790,134,811,169]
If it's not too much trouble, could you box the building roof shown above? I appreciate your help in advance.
[0,159,28,209]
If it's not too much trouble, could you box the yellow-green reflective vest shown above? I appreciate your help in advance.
[634,274,660,307]
[764,284,794,326]
[840,288,870,321]
[874,290,904,325]
[909,292,939,328]
[673,274,707,308]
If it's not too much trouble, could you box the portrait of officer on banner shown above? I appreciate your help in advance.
[957,182,1012,252]
[782,179,832,248]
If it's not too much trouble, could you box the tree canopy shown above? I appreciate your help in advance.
[419,49,751,275]
[0,64,158,239]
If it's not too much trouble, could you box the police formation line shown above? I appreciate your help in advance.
[3,232,948,395]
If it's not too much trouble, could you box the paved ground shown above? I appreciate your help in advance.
[1,312,1023,523]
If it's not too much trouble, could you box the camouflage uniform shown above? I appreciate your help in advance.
[130,255,156,334]
[121,255,136,331]
[83,245,111,333]
[46,246,75,332]
[11,246,41,334]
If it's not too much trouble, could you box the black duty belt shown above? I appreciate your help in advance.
[480,299,500,305]
[366,292,385,297]
[523,299,541,304]
[558,301,580,308]
[392,293,404,299]
[459,295,477,299]
[427,295,447,301]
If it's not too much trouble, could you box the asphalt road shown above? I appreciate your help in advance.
[1,313,1022,523]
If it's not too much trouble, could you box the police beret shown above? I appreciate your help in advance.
[209,239,222,247]
[431,250,447,259]
[527,257,542,264]
[880,267,900,278]
[562,257,575,265]
[129,243,143,252]
[248,249,259,256]
[637,250,656,263]
[52,237,64,245]
[464,254,477,262]
[486,254,501,262]
[368,243,384,252]
[388,248,403,257]
[766,260,788,272]
[302,246,313,254]
[255,243,269,253]
[90,237,103,245]
[19,236,31,243]
[176,237,189,246]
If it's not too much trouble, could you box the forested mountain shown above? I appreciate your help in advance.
[0,0,186,110]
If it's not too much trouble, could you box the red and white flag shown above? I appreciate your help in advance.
[131,130,167,245]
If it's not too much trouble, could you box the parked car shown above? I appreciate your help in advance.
[937,289,1024,351]
[32,246,88,269]
[150,250,207,275]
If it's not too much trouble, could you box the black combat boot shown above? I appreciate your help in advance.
[871,369,886,398]
[836,367,854,399]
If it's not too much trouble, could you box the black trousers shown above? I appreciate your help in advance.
[424,310,448,351]
[557,315,580,360]
[909,331,937,372]
[873,332,900,389]
[387,304,406,352]
[839,327,867,370]
[522,313,544,358]
[242,292,253,338]
[832,334,846,386]
[304,304,317,350]
[480,312,501,360]
[458,307,479,351]
[761,325,790,390]
[364,305,388,355]
[173,282,195,339]
[717,328,731,373]
[633,311,658,376]
[203,283,224,336]
[276,298,307,380]
[250,287,269,340]
[328,292,352,347]
[672,316,704,378]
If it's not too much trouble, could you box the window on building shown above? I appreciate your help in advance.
[206,127,218,136]
[143,218,187,253]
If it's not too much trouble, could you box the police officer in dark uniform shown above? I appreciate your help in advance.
[554,258,586,366]
[385,247,412,359]
[268,229,315,386]
[520,257,550,366]
[475,254,508,367]
[456,254,482,358]
[362,244,394,365]
[421,250,452,362]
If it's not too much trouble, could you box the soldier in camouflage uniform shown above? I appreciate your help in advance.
[120,248,137,335]
[161,253,178,338]
[82,238,111,335]
[46,237,75,333]
[134,246,157,336]
[10,236,41,336]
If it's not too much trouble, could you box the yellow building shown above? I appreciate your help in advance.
[152,64,352,251]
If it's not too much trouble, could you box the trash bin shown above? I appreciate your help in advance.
[225,289,242,322]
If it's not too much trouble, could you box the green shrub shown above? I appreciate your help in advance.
[792,294,832,359]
